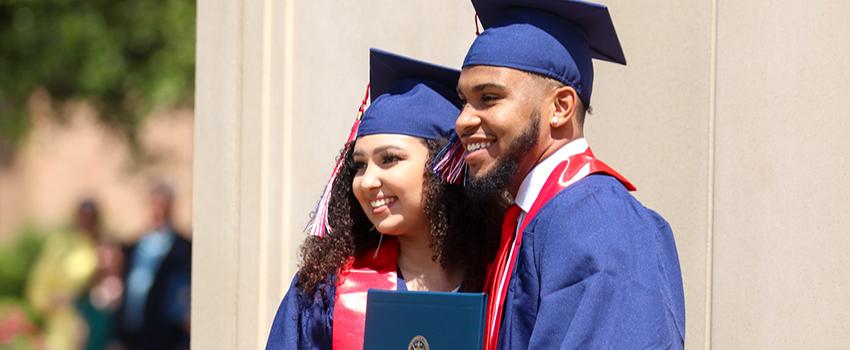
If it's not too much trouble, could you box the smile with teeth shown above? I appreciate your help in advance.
[466,141,493,153]
[369,197,396,208]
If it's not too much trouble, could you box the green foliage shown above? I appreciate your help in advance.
[0,227,44,298]
[0,0,196,158]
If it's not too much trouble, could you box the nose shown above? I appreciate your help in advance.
[455,105,481,137]
[359,167,382,191]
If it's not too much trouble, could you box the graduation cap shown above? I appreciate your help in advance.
[358,48,461,140]
[308,49,462,237]
[463,0,626,105]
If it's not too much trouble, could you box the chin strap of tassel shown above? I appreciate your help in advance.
[307,84,371,237]
[431,133,467,185]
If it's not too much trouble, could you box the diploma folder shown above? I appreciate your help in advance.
[363,290,486,350]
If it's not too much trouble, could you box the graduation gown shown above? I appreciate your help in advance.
[266,272,467,349]
[496,174,685,349]
[266,275,335,350]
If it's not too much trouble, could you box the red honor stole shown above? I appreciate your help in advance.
[332,236,399,350]
[482,148,635,350]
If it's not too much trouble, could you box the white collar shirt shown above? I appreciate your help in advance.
[514,138,589,214]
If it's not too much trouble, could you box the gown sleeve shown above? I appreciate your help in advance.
[266,275,335,350]
[503,176,685,349]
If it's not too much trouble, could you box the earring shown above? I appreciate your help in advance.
[550,116,559,126]
[373,229,385,259]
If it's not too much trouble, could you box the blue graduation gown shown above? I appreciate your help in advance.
[266,274,413,349]
[498,174,685,349]
[266,275,335,350]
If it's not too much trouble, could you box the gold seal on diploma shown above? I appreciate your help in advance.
[407,335,429,350]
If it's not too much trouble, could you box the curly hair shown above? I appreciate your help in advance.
[296,138,495,297]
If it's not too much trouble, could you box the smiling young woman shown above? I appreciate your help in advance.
[265,49,496,350]
[298,135,473,296]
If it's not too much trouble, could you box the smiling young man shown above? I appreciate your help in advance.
[453,0,686,349]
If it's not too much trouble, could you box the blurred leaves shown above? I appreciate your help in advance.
[0,228,45,349]
[0,227,43,299]
[0,227,44,298]
[0,0,196,161]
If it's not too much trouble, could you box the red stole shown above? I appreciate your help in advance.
[332,236,399,350]
[482,148,635,350]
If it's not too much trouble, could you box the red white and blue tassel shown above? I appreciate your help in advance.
[431,133,467,185]
[306,84,370,237]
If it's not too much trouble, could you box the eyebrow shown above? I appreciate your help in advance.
[352,145,405,157]
[457,82,508,96]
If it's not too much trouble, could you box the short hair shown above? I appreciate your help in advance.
[524,71,590,125]
[79,198,98,212]
[77,198,99,218]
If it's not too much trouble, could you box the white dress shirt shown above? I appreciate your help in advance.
[514,138,589,217]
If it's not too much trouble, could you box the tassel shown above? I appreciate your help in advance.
[306,84,370,237]
[431,133,467,185]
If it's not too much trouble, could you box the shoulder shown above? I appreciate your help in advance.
[163,239,191,269]
[278,275,305,310]
[532,175,644,229]
[273,275,323,324]
[268,274,336,348]
[284,274,337,310]
[170,228,192,250]
[528,174,670,255]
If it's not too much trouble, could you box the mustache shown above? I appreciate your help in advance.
[465,110,540,204]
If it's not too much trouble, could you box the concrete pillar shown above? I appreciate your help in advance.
[193,1,850,348]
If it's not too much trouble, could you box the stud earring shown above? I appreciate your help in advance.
[550,116,559,126]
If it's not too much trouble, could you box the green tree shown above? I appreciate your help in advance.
[0,227,43,298]
[0,0,195,163]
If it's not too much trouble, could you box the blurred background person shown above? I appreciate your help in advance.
[25,199,101,350]
[1,1,195,348]
[76,231,126,350]
[115,183,191,350]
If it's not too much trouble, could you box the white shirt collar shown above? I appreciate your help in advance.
[514,138,588,212]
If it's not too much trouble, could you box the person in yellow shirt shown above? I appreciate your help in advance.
[26,199,100,350]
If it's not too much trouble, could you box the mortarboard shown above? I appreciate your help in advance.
[358,48,461,140]
[463,0,626,105]
[308,49,462,237]
[434,0,628,185]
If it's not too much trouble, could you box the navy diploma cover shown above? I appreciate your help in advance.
[363,290,486,350]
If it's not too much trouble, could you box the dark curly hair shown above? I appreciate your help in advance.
[296,138,498,297]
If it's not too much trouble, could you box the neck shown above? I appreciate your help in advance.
[508,137,576,196]
[151,220,171,231]
[507,120,584,196]
[396,227,462,292]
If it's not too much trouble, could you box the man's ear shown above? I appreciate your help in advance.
[548,86,579,128]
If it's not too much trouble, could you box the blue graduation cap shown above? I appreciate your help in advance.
[308,49,461,237]
[463,0,626,105]
[358,48,461,140]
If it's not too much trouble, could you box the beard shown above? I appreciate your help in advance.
[459,110,540,264]
[465,110,540,206]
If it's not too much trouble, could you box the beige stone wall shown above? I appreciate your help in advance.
[712,1,850,348]
[193,1,850,348]
[0,92,194,242]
